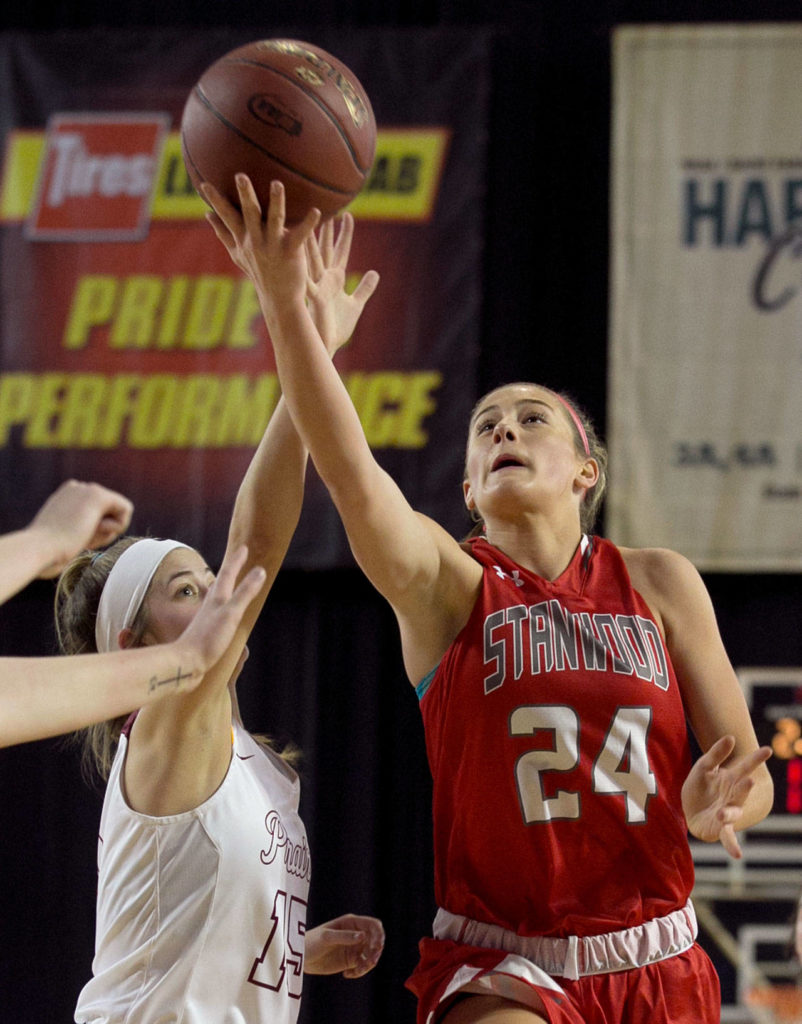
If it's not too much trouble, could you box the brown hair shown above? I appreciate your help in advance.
[465,383,608,536]
[55,535,148,782]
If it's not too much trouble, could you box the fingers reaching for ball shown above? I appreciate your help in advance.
[237,173,267,238]
[201,175,318,236]
[202,173,323,313]
[263,179,321,246]
[200,181,241,248]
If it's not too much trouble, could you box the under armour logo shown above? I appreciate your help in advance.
[492,565,524,587]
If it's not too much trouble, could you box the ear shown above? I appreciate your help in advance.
[576,457,599,496]
[117,627,136,650]
[462,477,475,511]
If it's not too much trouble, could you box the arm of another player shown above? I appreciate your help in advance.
[0,480,132,604]
[0,546,265,748]
[631,546,773,858]
[120,201,383,816]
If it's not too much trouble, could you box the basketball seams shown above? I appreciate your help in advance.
[189,85,356,198]
[217,57,371,175]
[180,133,203,185]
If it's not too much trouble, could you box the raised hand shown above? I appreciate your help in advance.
[201,175,319,315]
[173,545,266,681]
[304,913,385,978]
[681,735,772,858]
[305,213,379,355]
[28,480,133,578]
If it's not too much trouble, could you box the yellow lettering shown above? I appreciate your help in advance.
[53,374,106,447]
[156,277,191,349]
[183,276,234,350]
[63,276,118,349]
[110,276,164,349]
[345,371,440,447]
[357,372,407,447]
[227,281,261,349]
[129,375,178,448]
[0,374,35,443]
[213,375,279,445]
[0,371,439,449]
[25,373,65,447]
[172,375,221,445]
[63,274,270,351]
[98,375,142,447]
[395,371,441,447]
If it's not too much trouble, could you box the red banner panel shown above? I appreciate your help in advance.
[0,28,489,567]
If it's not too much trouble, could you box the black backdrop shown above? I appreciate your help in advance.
[1,3,802,1023]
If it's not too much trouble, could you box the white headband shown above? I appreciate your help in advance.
[94,538,190,653]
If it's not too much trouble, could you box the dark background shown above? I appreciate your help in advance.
[1,2,802,1023]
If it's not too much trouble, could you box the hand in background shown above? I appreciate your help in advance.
[30,480,133,577]
[682,735,772,858]
[304,913,385,978]
[305,212,379,355]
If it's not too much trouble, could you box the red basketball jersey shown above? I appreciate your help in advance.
[417,536,695,938]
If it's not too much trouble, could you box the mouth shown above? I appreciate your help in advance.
[491,454,526,472]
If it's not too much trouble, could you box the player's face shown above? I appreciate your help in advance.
[140,548,215,645]
[463,383,584,520]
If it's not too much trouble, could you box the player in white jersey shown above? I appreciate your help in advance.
[0,481,265,748]
[56,216,384,1023]
[76,716,315,1023]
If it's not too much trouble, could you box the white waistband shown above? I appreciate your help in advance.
[433,900,698,981]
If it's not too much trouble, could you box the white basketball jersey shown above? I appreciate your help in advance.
[75,722,311,1024]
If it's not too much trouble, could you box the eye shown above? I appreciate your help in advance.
[175,582,197,598]
[476,418,495,434]
[522,411,547,425]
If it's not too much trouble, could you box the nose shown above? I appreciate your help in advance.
[493,417,517,442]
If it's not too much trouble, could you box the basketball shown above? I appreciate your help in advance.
[180,39,377,224]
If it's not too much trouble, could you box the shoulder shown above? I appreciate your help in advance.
[618,544,699,588]
[617,544,708,632]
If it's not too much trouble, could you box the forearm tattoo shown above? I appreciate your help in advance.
[148,666,193,693]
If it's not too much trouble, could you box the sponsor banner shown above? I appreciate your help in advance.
[0,28,487,567]
[26,113,171,241]
[609,24,802,571]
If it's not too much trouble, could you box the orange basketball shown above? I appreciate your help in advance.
[181,38,376,223]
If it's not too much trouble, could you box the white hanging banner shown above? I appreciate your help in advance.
[608,24,802,571]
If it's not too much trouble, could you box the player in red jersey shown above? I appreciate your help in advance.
[204,174,774,1024]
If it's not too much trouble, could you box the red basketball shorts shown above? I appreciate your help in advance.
[407,938,720,1024]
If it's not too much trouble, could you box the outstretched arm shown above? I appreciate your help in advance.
[0,480,132,604]
[123,191,380,815]
[203,177,481,682]
[201,187,381,693]
[0,546,265,748]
